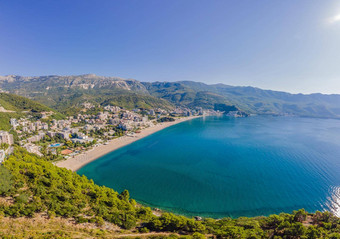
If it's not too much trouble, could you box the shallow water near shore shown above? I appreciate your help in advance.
[78,116,340,218]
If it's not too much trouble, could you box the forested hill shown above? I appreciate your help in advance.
[0,93,64,130]
[0,93,54,113]
[0,148,339,238]
[0,75,174,114]
[1,74,340,118]
[145,81,340,118]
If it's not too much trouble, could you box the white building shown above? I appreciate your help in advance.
[0,131,14,145]
[10,118,18,128]
[0,149,5,164]
[27,132,45,143]
[56,131,70,140]
[149,109,155,116]
[118,122,133,131]
[23,143,42,157]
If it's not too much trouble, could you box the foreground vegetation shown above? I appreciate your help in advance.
[0,149,339,238]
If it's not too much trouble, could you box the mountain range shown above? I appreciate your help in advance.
[0,74,340,119]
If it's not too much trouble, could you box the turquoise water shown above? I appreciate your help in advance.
[78,116,340,218]
[50,143,61,147]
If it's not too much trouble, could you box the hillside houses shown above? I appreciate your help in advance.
[0,149,5,164]
[7,105,165,157]
[5,104,213,159]
[27,132,45,143]
[0,131,14,163]
[0,131,14,145]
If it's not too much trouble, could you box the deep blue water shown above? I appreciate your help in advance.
[78,116,340,218]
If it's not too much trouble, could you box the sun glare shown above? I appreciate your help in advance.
[329,14,340,24]
[327,186,340,217]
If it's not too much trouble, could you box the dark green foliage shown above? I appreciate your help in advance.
[0,166,14,196]
[101,93,173,110]
[0,112,22,131]
[31,89,173,115]
[293,209,308,222]
[157,117,175,123]
[214,104,238,112]
[178,81,340,118]
[0,149,340,238]
[1,149,147,228]
[145,81,340,118]
[2,75,340,118]
[0,76,173,114]
[147,213,205,233]
[15,192,29,204]
[144,82,232,109]
[0,93,53,112]
[0,93,65,130]
[192,232,205,239]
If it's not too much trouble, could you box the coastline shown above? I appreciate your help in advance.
[55,116,200,171]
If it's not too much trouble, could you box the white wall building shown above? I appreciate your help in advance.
[0,131,14,145]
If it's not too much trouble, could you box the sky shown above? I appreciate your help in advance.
[0,0,340,94]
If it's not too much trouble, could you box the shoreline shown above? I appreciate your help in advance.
[55,116,200,171]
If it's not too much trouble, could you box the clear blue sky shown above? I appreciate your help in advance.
[1,0,340,94]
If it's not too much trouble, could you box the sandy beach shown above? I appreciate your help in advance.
[56,116,200,171]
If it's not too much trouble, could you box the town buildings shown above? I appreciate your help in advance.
[5,104,220,159]
[0,149,5,164]
[0,131,14,145]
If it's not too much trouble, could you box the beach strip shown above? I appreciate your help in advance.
[55,116,200,171]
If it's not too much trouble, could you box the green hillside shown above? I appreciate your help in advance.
[143,82,233,110]
[178,81,340,118]
[0,93,54,112]
[0,112,22,131]
[143,81,340,118]
[100,93,174,110]
[30,88,174,115]
[0,75,173,115]
[1,75,340,118]
[0,93,64,130]
[0,148,339,238]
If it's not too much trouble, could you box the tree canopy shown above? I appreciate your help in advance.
[0,148,339,238]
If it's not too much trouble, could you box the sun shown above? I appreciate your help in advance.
[329,14,340,24]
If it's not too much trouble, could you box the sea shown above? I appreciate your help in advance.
[78,116,340,218]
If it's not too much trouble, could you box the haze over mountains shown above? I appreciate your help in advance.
[0,74,340,119]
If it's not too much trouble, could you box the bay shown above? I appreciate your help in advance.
[78,116,340,218]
